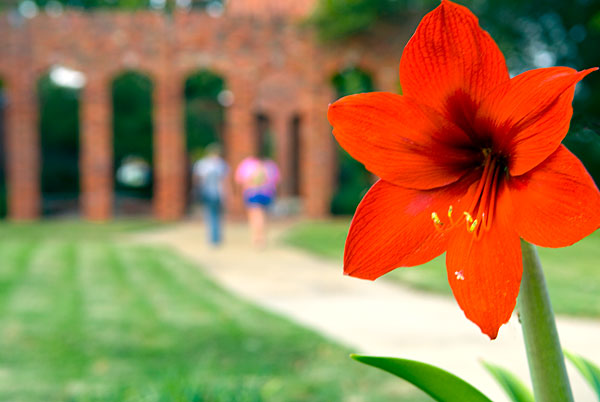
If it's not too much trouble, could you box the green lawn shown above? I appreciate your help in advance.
[0,221,430,402]
[283,220,600,318]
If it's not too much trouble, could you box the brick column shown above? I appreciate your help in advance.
[81,73,113,220]
[154,74,185,221]
[271,110,293,197]
[303,92,335,218]
[376,65,401,94]
[5,27,40,220]
[223,76,256,218]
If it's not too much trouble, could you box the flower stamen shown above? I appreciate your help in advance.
[458,150,503,239]
[431,212,443,226]
[463,211,473,223]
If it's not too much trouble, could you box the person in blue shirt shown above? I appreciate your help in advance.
[193,143,229,245]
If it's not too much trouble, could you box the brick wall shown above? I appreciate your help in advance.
[0,3,414,220]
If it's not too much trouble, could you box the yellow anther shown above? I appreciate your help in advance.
[431,212,443,226]
[463,212,473,224]
[447,205,453,219]
[468,219,478,233]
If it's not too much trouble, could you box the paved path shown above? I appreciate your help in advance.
[132,220,600,402]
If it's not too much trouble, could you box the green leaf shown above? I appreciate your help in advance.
[565,350,600,399]
[351,354,492,402]
[481,361,534,402]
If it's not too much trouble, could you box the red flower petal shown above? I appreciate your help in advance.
[328,92,475,190]
[507,145,600,248]
[446,183,521,339]
[399,0,509,129]
[344,178,476,280]
[476,67,597,176]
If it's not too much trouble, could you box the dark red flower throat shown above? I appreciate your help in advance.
[432,147,506,241]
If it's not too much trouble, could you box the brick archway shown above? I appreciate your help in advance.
[0,5,412,221]
[111,70,155,216]
[37,69,82,216]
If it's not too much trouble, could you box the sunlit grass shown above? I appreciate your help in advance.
[0,221,431,402]
[283,220,600,317]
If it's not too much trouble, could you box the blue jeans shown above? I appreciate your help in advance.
[203,195,223,245]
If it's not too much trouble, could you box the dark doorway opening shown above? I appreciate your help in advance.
[289,114,301,197]
[330,67,375,215]
[37,72,81,217]
[112,71,154,216]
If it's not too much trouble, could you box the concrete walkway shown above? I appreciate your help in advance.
[132,220,600,402]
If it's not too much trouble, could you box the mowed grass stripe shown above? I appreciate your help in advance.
[0,241,87,399]
[0,241,37,312]
[120,245,248,328]
[4,241,69,329]
[111,245,207,329]
[151,248,307,337]
[79,243,170,359]
[0,241,39,399]
[128,245,297,346]
[77,242,176,398]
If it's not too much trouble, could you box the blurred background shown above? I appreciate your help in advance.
[0,0,599,401]
[1,0,598,220]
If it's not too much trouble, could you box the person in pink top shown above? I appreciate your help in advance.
[235,156,280,247]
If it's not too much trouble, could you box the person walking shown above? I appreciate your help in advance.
[193,143,229,246]
[235,154,280,247]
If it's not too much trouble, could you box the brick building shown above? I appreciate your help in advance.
[0,0,414,221]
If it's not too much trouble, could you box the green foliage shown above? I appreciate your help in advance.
[481,362,534,402]
[331,66,376,97]
[565,351,600,399]
[112,71,154,198]
[330,68,375,215]
[563,125,600,187]
[309,0,436,41]
[352,355,492,402]
[283,220,350,259]
[330,153,371,215]
[37,74,80,214]
[0,221,430,402]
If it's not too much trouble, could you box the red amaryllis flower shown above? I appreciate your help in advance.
[327,0,600,339]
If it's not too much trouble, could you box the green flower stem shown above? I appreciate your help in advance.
[518,240,573,402]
